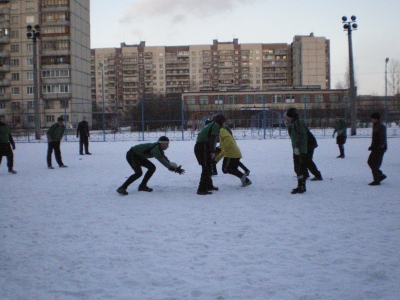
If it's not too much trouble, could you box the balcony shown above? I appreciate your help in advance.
[0,93,11,101]
[0,36,10,44]
[0,50,9,57]
[0,79,10,86]
[42,93,71,100]
[0,65,10,72]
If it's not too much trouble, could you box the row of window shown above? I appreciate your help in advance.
[185,94,344,105]
[10,70,69,81]
[10,84,70,95]
[3,101,69,110]
[0,114,69,124]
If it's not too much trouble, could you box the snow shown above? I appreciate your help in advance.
[1,137,400,299]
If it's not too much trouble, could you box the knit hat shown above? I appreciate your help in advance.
[57,117,64,121]
[158,136,170,143]
[214,114,227,126]
[370,112,380,120]
[286,108,299,118]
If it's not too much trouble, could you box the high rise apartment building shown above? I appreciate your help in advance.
[92,34,330,118]
[0,0,91,128]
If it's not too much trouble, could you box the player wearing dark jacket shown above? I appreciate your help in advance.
[332,115,347,158]
[194,114,226,195]
[76,116,91,155]
[367,112,388,186]
[116,136,184,195]
[0,114,17,174]
[304,129,323,181]
[46,117,67,169]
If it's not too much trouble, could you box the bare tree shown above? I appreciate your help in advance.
[388,59,400,96]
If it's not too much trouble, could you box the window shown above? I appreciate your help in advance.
[199,95,209,105]
[27,102,34,109]
[214,95,224,105]
[273,94,282,103]
[285,94,295,103]
[26,86,34,94]
[26,58,33,66]
[11,87,19,95]
[46,115,54,123]
[10,30,19,38]
[11,2,20,10]
[26,1,35,9]
[11,44,19,52]
[26,44,33,52]
[45,101,54,109]
[10,16,19,24]
[26,72,34,80]
[42,84,70,94]
[42,69,70,78]
[10,59,19,66]
[12,116,21,123]
[26,16,34,24]
[329,94,339,102]
[0,102,6,109]
[12,102,20,109]
[301,94,310,103]
[314,94,324,103]
[228,95,238,104]
[186,97,195,105]
[28,115,34,122]
[242,94,254,104]
[11,73,19,81]
[60,101,68,108]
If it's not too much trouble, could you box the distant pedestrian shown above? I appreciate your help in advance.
[76,116,91,155]
[116,136,185,195]
[367,112,387,186]
[284,108,308,194]
[304,128,323,181]
[47,117,67,169]
[194,114,226,195]
[332,114,347,158]
[0,114,17,174]
[214,125,251,187]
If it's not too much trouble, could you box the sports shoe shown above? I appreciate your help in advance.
[379,174,387,182]
[80,153,84,155]
[8,169,17,174]
[117,187,128,195]
[138,185,153,192]
[197,190,212,195]
[336,155,345,158]
[310,176,323,181]
[86,153,92,155]
[368,181,380,186]
[291,186,306,194]
[48,166,54,169]
[59,165,68,168]
[211,171,218,176]
[245,179,252,186]
[207,186,219,191]
[240,174,247,186]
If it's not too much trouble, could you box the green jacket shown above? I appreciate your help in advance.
[196,121,220,143]
[0,121,11,143]
[47,123,65,142]
[333,119,347,136]
[128,142,176,170]
[288,117,308,154]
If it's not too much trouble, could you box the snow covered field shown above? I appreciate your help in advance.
[1,137,400,299]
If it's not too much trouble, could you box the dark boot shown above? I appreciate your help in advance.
[311,171,323,181]
[291,178,306,194]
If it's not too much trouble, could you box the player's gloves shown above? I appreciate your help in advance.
[293,147,300,155]
[175,165,185,175]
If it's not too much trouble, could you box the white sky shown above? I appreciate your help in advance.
[90,0,400,96]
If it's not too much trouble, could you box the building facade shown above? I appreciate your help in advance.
[0,0,91,128]
[91,34,330,120]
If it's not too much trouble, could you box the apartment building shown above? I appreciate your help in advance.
[0,0,91,128]
[91,35,330,118]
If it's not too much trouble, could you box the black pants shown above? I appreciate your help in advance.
[303,149,321,177]
[0,142,13,170]
[368,150,385,182]
[194,142,213,192]
[293,153,308,182]
[120,152,156,189]
[79,136,89,154]
[47,141,64,167]
[222,157,244,179]
[336,136,347,156]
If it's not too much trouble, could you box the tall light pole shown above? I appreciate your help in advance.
[99,63,105,141]
[342,15,358,136]
[385,57,389,127]
[26,25,41,140]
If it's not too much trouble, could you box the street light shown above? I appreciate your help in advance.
[99,62,105,141]
[342,15,358,136]
[385,57,389,127]
[26,24,41,140]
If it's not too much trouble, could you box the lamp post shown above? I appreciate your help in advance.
[385,57,389,127]
[99,63,105,141]
[342,15,358,136]
[26,25,41,140]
